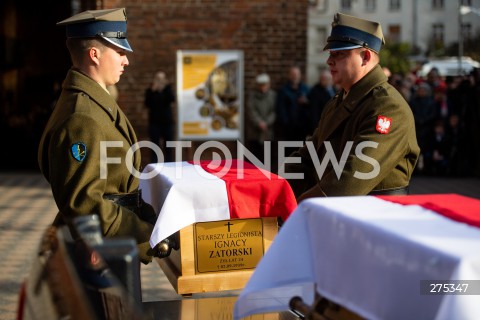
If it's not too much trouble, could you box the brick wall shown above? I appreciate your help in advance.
[102,0,308,163]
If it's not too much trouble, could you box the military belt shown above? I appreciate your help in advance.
[368,186,409,196]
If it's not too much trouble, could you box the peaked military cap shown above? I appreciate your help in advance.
[324,12,385,53]
[57,8,133,52]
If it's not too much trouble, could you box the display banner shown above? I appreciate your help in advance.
[176,50,244,140]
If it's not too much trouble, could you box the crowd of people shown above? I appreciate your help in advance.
[246,66,335,163]
[246,65,480,178]
[382,66,480,177]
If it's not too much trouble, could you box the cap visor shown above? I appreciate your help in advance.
[323,41,361,51]
[102,36,133,52]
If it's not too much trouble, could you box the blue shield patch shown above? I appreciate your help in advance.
[71,142,87,162]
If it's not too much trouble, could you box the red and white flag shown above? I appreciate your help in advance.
[377,193,480,228]
[235,194,480,320]
[140,160,297,247]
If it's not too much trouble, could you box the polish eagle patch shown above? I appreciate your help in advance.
[376,115,392,134]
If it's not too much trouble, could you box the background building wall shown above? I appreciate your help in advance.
[0,0,308,169]
[104,0,308,161]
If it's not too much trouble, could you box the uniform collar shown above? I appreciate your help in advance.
[340,64,387,112]
[63,68,119,121]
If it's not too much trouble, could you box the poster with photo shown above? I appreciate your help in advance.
[176,50,244,141]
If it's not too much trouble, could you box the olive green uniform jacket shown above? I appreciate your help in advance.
[38,69,155,263]
[284,65,420,200]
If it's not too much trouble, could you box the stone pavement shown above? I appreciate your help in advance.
[0,172,479,319]
[0,172,181,320]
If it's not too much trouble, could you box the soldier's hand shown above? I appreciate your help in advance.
[137,242,154,265]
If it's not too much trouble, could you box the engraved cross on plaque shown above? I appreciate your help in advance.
[224,221,233,232]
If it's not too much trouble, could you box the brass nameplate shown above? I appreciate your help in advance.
[194,218,265,273]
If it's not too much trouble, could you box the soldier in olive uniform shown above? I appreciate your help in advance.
[282,13,420,201]
[38,8,159,264]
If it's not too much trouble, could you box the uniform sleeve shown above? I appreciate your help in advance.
[47,113,154,247]
[299,94,416,200]
[281,136,319,198]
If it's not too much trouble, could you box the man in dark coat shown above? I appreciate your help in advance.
[307,69,336,135]
[144,71,175,163]
[276,66,310,142]
[282,13,420,201]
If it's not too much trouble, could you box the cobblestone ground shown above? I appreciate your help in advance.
[0,173,179,320]
[0,172,479,319]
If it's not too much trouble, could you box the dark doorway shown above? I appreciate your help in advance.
[0,0,71,171]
